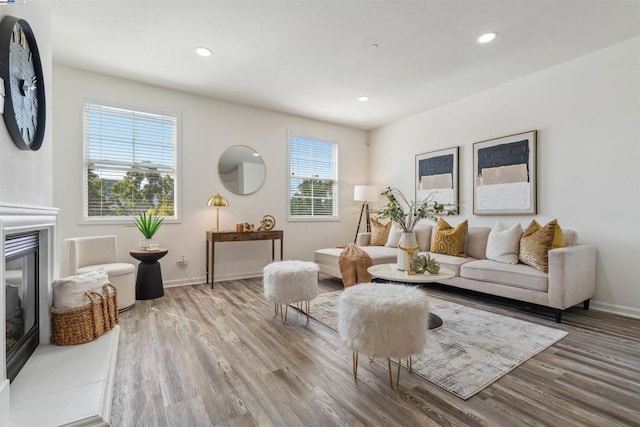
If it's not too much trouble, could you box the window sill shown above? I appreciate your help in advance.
[287,216,340,222]
[79,217,181,226]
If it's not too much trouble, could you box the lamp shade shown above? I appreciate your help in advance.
[354,185,378,202]
[207,193,229,207]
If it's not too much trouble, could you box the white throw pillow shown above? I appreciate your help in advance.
[486,221,522,264]
[52,269,109,308]
[384,222,403,248]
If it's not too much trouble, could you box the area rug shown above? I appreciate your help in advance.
[302,290,567,399]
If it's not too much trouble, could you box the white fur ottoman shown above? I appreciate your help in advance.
[263,260,319,323]
[338,283,429,389]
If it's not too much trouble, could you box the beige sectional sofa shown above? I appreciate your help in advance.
[313,224,596,322]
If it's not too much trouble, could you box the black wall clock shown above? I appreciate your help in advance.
[0,15,45,151]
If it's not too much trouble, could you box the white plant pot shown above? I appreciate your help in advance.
[397,231,417,271]
[139,238,157,250]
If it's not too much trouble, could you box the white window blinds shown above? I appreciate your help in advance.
[288,135,337,218]
[83,102,178,219]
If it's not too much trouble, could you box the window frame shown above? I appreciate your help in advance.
[80,98,182,225]
[287,132,339,222]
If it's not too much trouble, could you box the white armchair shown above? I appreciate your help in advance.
[63,235,136,311]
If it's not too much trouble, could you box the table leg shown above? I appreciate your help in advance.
[271,239,275,261]
[205,240,210,284]
[280,238,283,260]
[211,241,215,289]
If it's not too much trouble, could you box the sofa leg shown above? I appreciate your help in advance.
[554,309,562,323]
[583,299,590,310]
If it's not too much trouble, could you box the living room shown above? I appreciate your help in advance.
[0,1,639,426]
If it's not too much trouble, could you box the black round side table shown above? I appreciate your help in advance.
[130,248,168,300]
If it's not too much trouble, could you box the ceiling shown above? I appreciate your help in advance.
[50,0,640,130]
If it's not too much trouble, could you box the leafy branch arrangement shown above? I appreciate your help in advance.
[133,212,164,239]
[377,186,457,232]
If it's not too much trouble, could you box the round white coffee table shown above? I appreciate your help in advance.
[367,263,454,329]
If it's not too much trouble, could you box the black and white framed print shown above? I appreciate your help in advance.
[415,146,458,211]
[473,130,537,215]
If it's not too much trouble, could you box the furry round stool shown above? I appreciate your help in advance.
[263,260,319,323]
[338,283,429,389]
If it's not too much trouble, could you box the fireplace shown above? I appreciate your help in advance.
[0,203,119,426]
[5,232,39,382]
[0,203,57,420]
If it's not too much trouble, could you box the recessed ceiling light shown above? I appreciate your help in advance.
[478,32,498,44]
[358,96,370,102]
[195,47,212,57]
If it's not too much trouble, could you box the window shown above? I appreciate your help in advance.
[83,102,178,220]
[288,134,338,219]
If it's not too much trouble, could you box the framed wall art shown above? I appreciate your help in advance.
[473,130,537,215]
[415,146,458,211]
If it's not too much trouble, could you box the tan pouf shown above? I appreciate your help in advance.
[263,260,319,323]
[338,283,429,389]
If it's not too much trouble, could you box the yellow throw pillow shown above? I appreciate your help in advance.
[369,218,392,246]
[430,219,468,257]
[533,219,565,248]
[519,220,556,272]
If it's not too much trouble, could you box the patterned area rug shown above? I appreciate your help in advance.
[303,290,567,399]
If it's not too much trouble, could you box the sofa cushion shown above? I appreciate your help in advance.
[486,221,522,264]
[519,220,556,272]
[460,259,548,292]
[315,247,397,266]
[370,218,391,246]
[314,248,344,265]
[423,252,476,276]
[430,219,468,257]
[77,262,135,277]
[532,219,565,248]
[414,225,432,251]
[466,227,491,260]
[384,223,432,251]
[385,223,403,248]
[562,229,576,247]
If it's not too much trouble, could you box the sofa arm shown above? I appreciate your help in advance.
[548,244,596,310]
[356,232,371,247]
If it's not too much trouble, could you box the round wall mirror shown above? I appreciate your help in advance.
[218,145,266,195]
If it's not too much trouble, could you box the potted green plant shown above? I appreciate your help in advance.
[377,187,456,270]
[133,212,164,250]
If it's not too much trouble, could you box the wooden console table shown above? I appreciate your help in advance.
[206,230,284,288]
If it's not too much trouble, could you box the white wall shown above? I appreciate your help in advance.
[0,4,53,424]
[0,5,52,207]
[53,66,368,285]
[369,37,640,317]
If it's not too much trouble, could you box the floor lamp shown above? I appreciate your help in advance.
[353,185,378,243]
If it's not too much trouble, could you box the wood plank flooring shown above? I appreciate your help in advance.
[111,277,640,426]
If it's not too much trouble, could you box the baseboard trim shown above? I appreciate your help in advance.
[163,277,205,287]
[591,301,640,319]
[163,271,263,288]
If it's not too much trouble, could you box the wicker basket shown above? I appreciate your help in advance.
[103,283,118,330]
[51,283,119,346]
